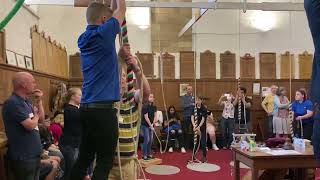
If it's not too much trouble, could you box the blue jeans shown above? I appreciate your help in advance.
[141,125,153,157]
[220,117,235,147]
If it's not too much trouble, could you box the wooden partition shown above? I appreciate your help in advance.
[136,52,154,78]
[260,52,276,79]
[280,51,295,79]
[31,25,68,78]
[240,53,255,79]
[220,51,235,79]
[69,77,310,141]
[0,31,5,64]
[69,53,82,78]
[200,50,216,79]
[299,51,313,79]
[180,51,195,79]
[161,52,175,79]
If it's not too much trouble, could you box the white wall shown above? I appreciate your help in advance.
[37,6,151,55]
[191,10,314,79]
[0,0,39,57]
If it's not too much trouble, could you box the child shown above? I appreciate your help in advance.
[191,97,208,163]
[141,94,157,160]
[206,110,219,150]
[218,93,235,149]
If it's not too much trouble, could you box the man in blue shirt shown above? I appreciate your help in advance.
[70,1,127,180]
[305,0,320,161]
[180,85,195,149]
[2,72,45,180]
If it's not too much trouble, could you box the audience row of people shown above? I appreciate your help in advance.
[2,72,92,180]
[262,85,315,140]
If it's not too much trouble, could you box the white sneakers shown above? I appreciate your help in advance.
[212,144,219,151]
[168,147,186,153]
[181,147,186,153]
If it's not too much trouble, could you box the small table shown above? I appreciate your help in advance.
[232,147,318,180]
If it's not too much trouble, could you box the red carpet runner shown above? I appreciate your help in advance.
[140,149,249,180]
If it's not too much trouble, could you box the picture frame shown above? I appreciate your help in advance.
[25,56,33,70]
[16,54,26,68]
[5,50,17,66]
[179,83,189,96]
[253,83,260,95]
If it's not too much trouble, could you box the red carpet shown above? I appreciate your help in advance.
[139,149,249,180]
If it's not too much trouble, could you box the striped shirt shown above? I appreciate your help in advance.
[114,91,141,164]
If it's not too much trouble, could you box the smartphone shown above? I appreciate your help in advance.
[224,93,230,97]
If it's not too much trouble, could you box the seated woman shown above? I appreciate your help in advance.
[206,109,219,150]
[163,106,186,153]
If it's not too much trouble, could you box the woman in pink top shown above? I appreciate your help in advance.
[49,111,63,145]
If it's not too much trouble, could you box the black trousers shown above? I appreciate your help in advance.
[167,129,185,148]
[293,120,313,140]
[60,145,79,180]
[10,157,40,180]
[182,116,192,149]
[192,127,207,158]
[70,106,118,180]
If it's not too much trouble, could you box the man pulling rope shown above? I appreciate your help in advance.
[70,1,127,179]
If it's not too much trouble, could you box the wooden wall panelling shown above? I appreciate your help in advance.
[180,51,195,79]
[69,77,310,141]
[0,30,5,64]
[62,48,68,78]
[299,51,313,79]
[160,52,175,79]
[31,26,41,71]
[260,52,276,79]
[280,51,295,79]
[52,41,59,76]
[39,32,48,73]
[46,36,54,75]
[58,44,63,77]
[220,51,236,79]
[136,52,154,78]
[69,53,82,78]
[200,50,216,79]
[240,53,255,79]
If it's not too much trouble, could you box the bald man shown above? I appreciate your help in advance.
[2,72,44,180]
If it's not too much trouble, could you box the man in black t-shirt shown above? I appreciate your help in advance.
[233,87,252,133]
